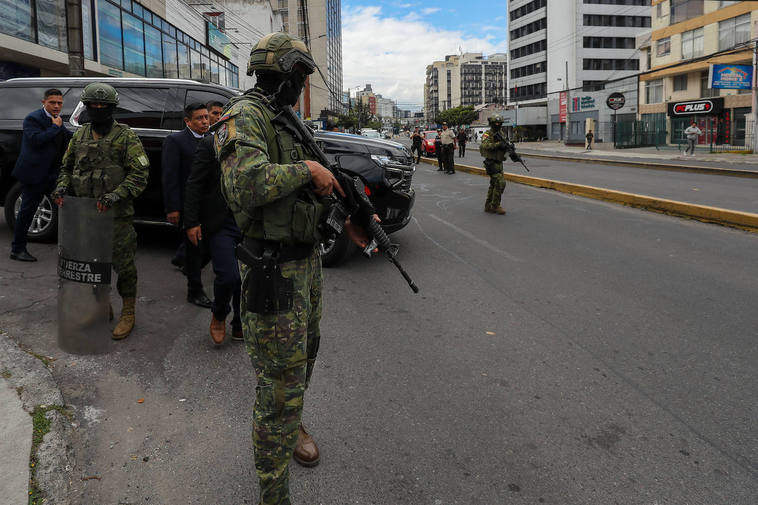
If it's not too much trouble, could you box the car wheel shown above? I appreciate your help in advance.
[3,182,59,242]
[319,232,354,267]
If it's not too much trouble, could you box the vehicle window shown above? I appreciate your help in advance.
[184,89,233,110]
[3,87,69,120]
[112,87,168,129]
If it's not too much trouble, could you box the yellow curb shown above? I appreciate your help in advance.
[518,152,758,179]
[418,158,758,233]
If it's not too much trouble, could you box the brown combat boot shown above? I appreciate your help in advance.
[210,315,226,346]
[493,206,506,215]
[293,423,320,467]
[112,297,135,340]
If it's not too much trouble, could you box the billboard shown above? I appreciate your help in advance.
[667,97,723,117]
[559,91,567,123]
[709,64,753,90]
[207,22,236,59]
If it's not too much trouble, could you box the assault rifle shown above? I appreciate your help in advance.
[494,131,530,172]
[274,105,419,294]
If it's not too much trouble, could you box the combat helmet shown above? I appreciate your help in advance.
[488,114,504,126]
[247,32,316,76]
[81,82,119,105]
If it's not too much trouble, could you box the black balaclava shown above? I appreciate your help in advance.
[255,70,307,107]
[86,104,115,135]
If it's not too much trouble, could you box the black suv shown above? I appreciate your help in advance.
[0,77,415,266]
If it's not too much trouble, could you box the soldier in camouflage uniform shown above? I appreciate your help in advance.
[479,114,511,215]
[214,33,371,505]
[53,82,149,339]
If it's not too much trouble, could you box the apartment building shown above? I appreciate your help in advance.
[507,0,651,141]
[0,0,288,89]
[638,1,756,147]
[424,52,507,124]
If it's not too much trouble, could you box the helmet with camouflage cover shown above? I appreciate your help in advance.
[81,82,119,105]
[488,114,504,126]
[247,32,316,76]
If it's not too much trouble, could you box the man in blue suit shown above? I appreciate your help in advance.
[10,89,73,261]
[162,102,212,307]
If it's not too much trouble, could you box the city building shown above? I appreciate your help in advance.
[638,1,756,148]
[507,0,651,141]
[424,52,507,124]
[0,0,287,89]
[274,0,344,122]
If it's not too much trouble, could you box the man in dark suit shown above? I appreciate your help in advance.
[10,89,72,261]
[184,133,242,346]
[161,103,211,307]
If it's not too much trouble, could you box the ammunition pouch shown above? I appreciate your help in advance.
[483,159,501,176]
[236,238,313,315]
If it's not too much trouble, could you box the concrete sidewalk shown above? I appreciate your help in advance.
[0,333,74,505]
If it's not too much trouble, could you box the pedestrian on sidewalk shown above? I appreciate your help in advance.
[457,127,467,157]
[585,130,594,151]
[684,121,702,156]
[439,122,457,174]
[10,88,73,262]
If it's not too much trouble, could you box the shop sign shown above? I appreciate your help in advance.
[667,97,724,116]
[207,22,236,59]
[580,96,595,109]
[709,64,753,90]
[606,92,625,110]
[559,91,567,123]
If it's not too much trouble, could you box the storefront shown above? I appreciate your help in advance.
[666,96,751,148]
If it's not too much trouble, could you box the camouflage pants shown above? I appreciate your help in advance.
[113,218,137,298]
[486,171,506,209]
[240,249,322,505]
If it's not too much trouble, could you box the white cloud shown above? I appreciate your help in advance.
[422,7,440,14]
[342,6,507,108]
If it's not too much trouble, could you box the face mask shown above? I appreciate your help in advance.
[275,71,307,107]
[86,105,115,134]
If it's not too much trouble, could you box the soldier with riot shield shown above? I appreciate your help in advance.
[214,33,373,505]
[53,82,149,340]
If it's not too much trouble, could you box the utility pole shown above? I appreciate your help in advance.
[752,24,758,153]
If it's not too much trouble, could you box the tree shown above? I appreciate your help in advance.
[436,105,478,126]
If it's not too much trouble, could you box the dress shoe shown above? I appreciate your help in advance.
[187,291,213,308]
[231,326,244,341]
[210,315,225,345]
[293,424,320,467]
[10,250,37,262]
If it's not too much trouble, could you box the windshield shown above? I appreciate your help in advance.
[423,131,437,139]
[362,130,381,138]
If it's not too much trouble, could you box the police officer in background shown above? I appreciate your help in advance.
[53,83,149,339]
[214,33,371,505]
[479,114,513,215]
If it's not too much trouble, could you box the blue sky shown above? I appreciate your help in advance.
[342,1,508,108]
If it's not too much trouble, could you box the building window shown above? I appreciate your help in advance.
[645,79,663,104]
[98,0,124,70]
[0,0,34,42]
[162,34,178,78]
[700,71,719,98]
[82,0,95,59]
[719,14,751,51]
[145,24,163,77]
[671,0,703,25]
[673,74,688,91]
[122,12,145,76]
[36,0,68,51]
[681,27,703,60]
[656,37,670,57]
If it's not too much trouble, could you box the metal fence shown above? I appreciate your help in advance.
[596,117,667,148]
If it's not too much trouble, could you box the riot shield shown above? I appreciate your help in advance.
[57,196,114,354]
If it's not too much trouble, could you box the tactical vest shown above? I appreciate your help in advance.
[222,93,326,246]
[479,128,506,162]
[70,123,132,217]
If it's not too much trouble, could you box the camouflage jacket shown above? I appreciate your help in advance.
[214,91,323,244]
[479,128,507,162]
[57,122,149,218]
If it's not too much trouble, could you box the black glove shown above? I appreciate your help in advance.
[499,140,510,150]
[51,186,68,200]
[98,192,121,209]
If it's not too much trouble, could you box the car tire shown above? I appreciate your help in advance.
[3,182,59,242]
[319,231,354,267]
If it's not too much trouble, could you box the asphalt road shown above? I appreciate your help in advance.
[1,163,757,504]
[405,139,758,214]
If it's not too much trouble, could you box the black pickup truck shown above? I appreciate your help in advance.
[0,77,415,266]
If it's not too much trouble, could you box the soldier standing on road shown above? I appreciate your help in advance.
[439,122,457,174]
[214,32,372,505]
[479,114,511,215]
[410,127,423,163]
[53,83,149,339]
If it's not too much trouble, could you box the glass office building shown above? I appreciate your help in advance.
[0,0,239,87]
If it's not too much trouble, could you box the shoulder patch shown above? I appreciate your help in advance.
[138,154,149,167]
